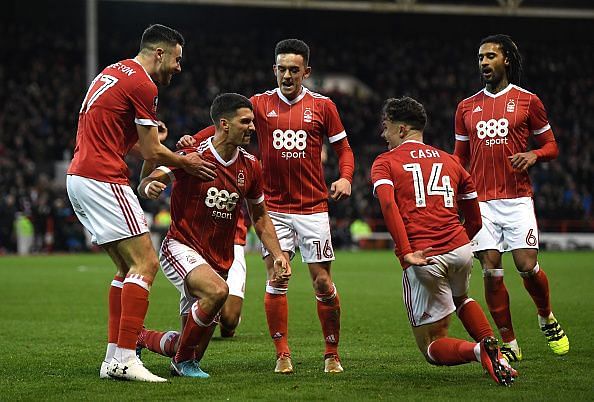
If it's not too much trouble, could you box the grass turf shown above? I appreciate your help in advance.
[0,251,592,401]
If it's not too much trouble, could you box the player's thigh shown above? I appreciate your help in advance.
[103,233,158,277]
[185,264,229,301]
[261,211,297,259]
[160,237,211,299]
[471,200,505,254]
[511,248,538,272]
[403,263,455,327]
[227,245,246,299]
[499,197,539,252]
[66,175,149,245]
[293,212,335,263]
[440,244,474,297]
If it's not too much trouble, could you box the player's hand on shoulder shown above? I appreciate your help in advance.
[509,151,537,172]
[157,121,168,143]
[330,178,352,201]
[403,247,435,266]
[176,134,196,149]
[142,180,167,200]
[272,255,291,283]
[182,152,217,181]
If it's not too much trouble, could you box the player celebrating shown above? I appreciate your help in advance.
[454,34,568,361]
[138,93,290,378]
[174,39,355,373]
[66,24,216,382]
[253,39,355,374]
[372,96,516,386]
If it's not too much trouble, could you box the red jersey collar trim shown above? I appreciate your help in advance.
[131,58,155,83]
[207,137,239,167]
[275,86,308,105]
[483,83,513,98]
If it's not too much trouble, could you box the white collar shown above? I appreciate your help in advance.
[483,83,513,98]
[275,86,308,105]
[207,137,239,167]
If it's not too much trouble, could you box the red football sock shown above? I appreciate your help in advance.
[108,275,124,344]
[174,302,217,363]
[456,298,494,342]
[484,273,516,343]
[138,328,180,358]
[118,274,152,350]
[316,284,341,357]
[521,264,551,318]
[428,338,478,366]
[264,292,290,356]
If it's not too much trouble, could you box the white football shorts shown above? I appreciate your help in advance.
[471,197,539,253]
[66,175,149,245]
[402,243,473,327]
[261,211,335,263]
[161,237,246,315]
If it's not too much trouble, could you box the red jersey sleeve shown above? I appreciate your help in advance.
[528,95,552,136]
[324,99,347,143]
[454,101,469,139]
[246,159,265,204]
[192,125,216,142]
[455,162,478,201]
[130,81,158,126]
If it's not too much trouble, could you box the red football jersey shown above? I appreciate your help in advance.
[455,84,553,201]
[371,140,477,258]
[165,138,264,271]
[250,87,346,214]
[68,59,158,184]
[191,126,248,246]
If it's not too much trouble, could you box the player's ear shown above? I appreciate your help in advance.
[304,66,312,79]
[272,64,278,75]
[155,47,165,62]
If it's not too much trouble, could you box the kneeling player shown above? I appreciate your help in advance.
[371,97,517,386]
[138,93,290,377]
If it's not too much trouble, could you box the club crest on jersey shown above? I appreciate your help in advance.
[304,107,313,123]
[237,170,245,187]
[506,99,515,113]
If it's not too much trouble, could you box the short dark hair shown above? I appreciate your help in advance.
[275,39,310,65]
[210,93,253,127]
[140,24,185,52]
[382,97,427,131]
[480,34,523,85]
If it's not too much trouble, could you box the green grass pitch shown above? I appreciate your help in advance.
[0,251,592,401]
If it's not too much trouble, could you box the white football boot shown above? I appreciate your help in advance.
[107,356,167,382]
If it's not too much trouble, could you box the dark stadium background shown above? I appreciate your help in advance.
[1,0,593,254]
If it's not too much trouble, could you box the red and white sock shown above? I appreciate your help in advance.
[265,281,290,357]
[483,269,516,343]
[427,338,479,366]
[520,263,552,319]
[456,298,494,342]
[316,283,341,358]
[116,274,152,361]
[138,328,180,358]
[174,301,217,363]
[104,275,124,362]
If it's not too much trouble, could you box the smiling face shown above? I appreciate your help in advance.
[155,43,183,86]
[381,118,404,150]
[478,42,509,90]
[273,53,311,100]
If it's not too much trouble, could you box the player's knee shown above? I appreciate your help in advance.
[212,281,229,303]
[312,275,333,294]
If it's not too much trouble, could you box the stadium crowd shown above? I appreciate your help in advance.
[1,9,593,253]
